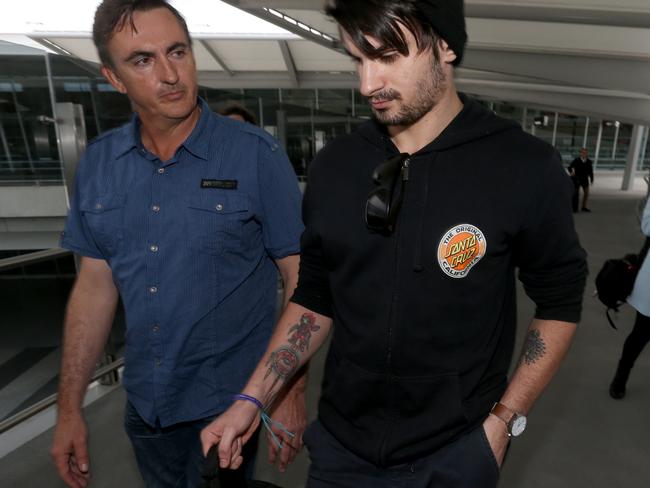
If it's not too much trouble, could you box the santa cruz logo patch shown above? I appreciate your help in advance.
[437,224,487,278]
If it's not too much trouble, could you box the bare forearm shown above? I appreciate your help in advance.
[57,263,118,415]
[242,302,331,407]
[499,319,576,414]
[276,254,300,309]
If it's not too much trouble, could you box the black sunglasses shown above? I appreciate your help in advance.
[365,153,411,233]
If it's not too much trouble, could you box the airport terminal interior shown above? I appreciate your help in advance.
[1,0,649,486]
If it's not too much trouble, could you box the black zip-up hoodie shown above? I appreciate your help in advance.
[291,95,587,467]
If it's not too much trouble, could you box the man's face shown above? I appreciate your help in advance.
[101,8,198,122]
[341,24,452,127]
[580,149,588,159]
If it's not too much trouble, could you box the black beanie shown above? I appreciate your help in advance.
[418,0,468,66]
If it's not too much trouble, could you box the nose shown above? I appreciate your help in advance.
[358,60,383,98]
[157,56,179,85]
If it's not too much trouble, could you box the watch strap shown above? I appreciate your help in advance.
[490,402,516,426]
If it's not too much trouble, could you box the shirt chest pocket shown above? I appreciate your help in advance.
[80,194,126,256]
[186,193,250,255]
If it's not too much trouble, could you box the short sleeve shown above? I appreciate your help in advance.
[257,142,304,259]
[59,155,106,260]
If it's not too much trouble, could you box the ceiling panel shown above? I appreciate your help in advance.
[288,40,353,72]
[192,41,224,71]
[48,37,99,63]
[205,39,285,71]
[467,18,650,58]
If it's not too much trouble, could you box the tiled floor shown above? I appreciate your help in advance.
[1,172,648,487]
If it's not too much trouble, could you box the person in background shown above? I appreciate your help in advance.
[569,147,594,212]
[609,196,650,399]
[200,1,588,487]
[50,1,306,487]
[219,101,258,125]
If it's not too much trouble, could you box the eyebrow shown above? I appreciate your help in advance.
[123,42,189,63]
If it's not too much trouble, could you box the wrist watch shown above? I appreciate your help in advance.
[490,402,527,437]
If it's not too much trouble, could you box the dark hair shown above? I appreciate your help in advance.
[93,0,192,67]
[325,0,440,61]
[219,102,258,126]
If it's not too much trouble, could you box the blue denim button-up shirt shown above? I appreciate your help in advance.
[61,99,303,427]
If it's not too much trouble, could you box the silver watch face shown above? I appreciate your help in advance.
[510,415,527,437]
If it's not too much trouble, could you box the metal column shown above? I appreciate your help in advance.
[622,125,645,191]
[56,102,87,198]
[612,123,620,161]
[276,109,287,150]
[594,121,603,169]
[10,81,34,171]
[258,97,264,127]
[0,122,12,172]
[44,53,66,198]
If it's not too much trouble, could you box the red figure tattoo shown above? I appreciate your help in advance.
[265,313,320,390]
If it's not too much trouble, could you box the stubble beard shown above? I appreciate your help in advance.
[371,58,447,127]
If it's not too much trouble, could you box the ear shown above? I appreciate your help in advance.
[101,65,127,94]
[437,39,458,65]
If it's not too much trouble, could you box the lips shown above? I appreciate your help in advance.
[371,99,392,110]
[160,90,185,101]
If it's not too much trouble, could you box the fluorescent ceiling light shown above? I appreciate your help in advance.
[0,0,295,38]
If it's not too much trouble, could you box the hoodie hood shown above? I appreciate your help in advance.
[358,93,519,154]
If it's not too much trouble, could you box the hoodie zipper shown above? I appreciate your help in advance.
[379,156,410,464]
[386,157,410,366]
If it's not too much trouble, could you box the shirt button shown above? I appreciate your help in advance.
[149,286,158,294]
[155,359,162,367]
[152,324,160,333]
[158,167,165,174]
[95,203,103,210]
[152,205,160,212]
[150,244,159,253]
[215,204,224,211]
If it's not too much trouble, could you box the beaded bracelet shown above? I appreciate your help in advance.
[232,394,295,449]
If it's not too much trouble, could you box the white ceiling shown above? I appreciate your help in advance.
[3,0,649,125]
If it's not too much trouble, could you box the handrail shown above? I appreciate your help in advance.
[0,357,125,435]
[0,249,71,272]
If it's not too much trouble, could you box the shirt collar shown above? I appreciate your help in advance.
[113,97,212,161]
[180,97,211,161]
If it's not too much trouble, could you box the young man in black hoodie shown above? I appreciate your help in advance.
[200,1,587,486]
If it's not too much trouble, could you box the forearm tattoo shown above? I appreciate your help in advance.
[265,313,320,391]
[521,329,546,365]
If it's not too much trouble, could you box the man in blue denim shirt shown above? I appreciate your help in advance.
[50,1,305,487]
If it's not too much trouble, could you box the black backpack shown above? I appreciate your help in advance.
[596,237,650,329]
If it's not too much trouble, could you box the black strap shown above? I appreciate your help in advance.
[606,308,618,330]
[202,445,249,488]
[201,444,284,488]
[202,445,221,488]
